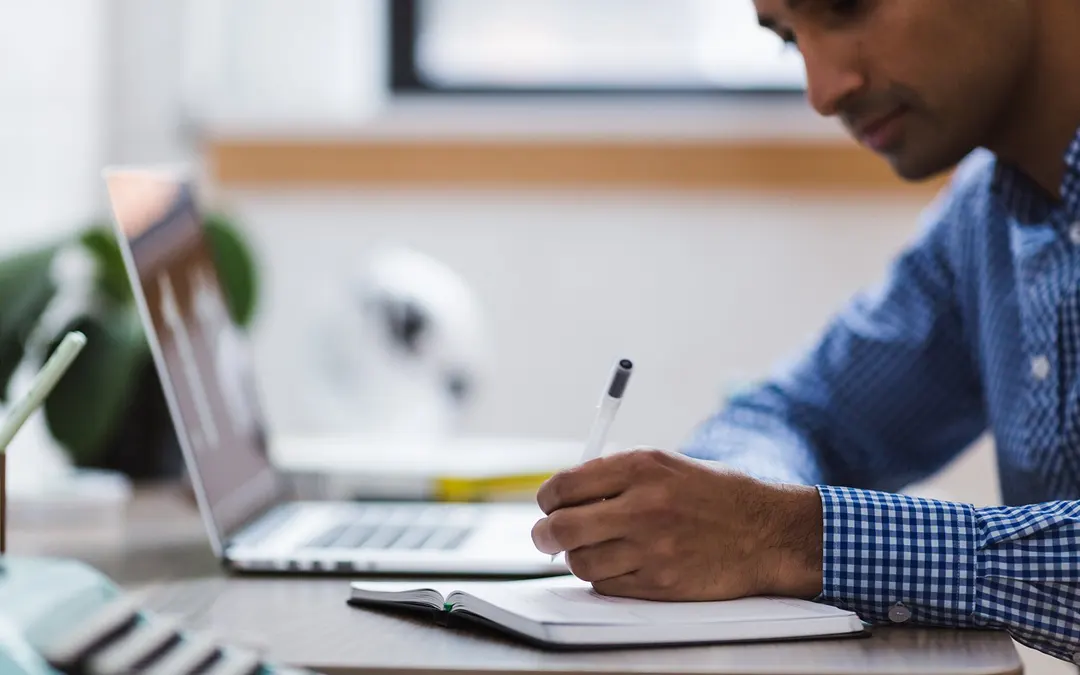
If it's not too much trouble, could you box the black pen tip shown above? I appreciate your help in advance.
[608,359,634,398]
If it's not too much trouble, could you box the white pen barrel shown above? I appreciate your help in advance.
[581,396,620,460]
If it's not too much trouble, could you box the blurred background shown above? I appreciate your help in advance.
[3,0,1057,669]
[0,0,996,504]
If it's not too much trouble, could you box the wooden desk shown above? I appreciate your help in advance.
[137,576,1022,675]
[7,483,219,584]
[7,484,1025,674]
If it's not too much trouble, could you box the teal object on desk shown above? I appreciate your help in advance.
[0,556,315,674]
[0,557,118,675]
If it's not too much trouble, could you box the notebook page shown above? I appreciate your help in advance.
[350,581,461,605]
[455,577,856,626]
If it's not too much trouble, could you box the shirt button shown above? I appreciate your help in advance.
[1031,355,1051,381]
[888,602,912,623]
[1069,222,1080,245]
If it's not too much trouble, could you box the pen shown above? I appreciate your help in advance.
[553,358,633,562]
[0,330,87,555]
[580,359,633,462]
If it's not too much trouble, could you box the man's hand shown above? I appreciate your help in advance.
[531,448,823,602]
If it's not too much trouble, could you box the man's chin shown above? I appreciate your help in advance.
[883,151,958,183]
[879,140,970,183]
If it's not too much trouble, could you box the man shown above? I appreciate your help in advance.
[530,0,1080,663]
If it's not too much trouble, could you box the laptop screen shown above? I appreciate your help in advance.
[104,168,285,550]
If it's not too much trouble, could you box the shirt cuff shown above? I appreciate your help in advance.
[816,485,978,627]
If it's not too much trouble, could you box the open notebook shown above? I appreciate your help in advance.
[348,576,867,649]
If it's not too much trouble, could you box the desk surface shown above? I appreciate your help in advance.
[138,575,1023,675]
[8,483,220,584]
[10,484,1024,675]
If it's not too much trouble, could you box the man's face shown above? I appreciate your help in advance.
[753,0,1036,180]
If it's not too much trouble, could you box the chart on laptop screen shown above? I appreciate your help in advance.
[104,170,281,540]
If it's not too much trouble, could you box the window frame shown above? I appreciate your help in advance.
[388,0,806,97]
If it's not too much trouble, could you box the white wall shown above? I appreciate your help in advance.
[223,186,1000,499]
[106,0,194,166]
[234,188,915,445]
[0,1,108,252]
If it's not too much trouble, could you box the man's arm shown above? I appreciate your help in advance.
[531,451,1080,663]
[681,175,987,491]
[818,486,1080,663]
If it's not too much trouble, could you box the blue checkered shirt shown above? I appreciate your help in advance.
[682,132,1080,662]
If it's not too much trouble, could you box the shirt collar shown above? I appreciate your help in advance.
[990,127,1080,224]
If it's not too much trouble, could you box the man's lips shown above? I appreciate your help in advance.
[852,107,909,151]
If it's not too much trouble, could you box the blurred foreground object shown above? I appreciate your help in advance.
[0,556,316,674]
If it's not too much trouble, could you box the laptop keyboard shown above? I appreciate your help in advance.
[301,505,475,552]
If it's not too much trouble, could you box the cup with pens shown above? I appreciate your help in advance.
[0,331,87,557]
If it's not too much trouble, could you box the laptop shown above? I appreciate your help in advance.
[102,166,568,577]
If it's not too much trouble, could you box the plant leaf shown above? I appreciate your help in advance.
[42,306,148,465]
[0,246,59,402]
[203,214,259,328]
[80,224,134,305]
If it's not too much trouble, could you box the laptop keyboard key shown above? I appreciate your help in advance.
[390,526,437,550]
[305,523,349,549]
[441,527,471,550]
[296,506,482,553]
[358,525,406,549]
[421,526,472,551]
[336,524,376,548]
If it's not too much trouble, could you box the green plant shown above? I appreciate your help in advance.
[0,215,258,471]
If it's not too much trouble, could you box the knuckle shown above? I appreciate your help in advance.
[591,579,619,597]
[640,484,674,517]
[566,550,597,581]
[538,474,569,513]
[643,447,668,463]
[625,450,654,478]
[635,448,661,466]
[546,511,578,549]
[626,448,670,477]
[652,535,677,560]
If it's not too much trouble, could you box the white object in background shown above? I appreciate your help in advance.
[303,245,491,441]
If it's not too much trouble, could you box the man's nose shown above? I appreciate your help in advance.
[801,39,866,117]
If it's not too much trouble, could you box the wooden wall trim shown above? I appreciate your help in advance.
[205,138,949,194]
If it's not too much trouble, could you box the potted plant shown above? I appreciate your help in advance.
[0,214,258,479]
